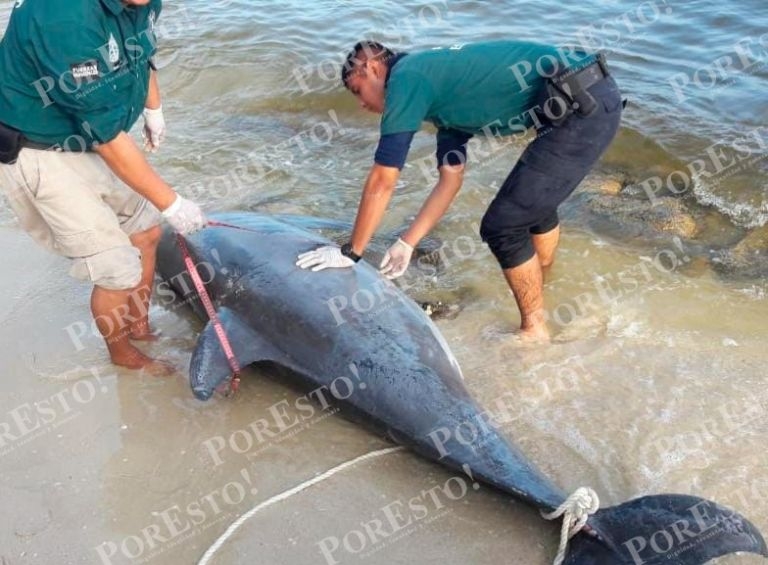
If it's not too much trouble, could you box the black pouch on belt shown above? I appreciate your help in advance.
[0,122,26,165]
[537,52,609,128]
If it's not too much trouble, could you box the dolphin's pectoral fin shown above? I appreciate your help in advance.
[564,494,767,564]
[189,307,289,401]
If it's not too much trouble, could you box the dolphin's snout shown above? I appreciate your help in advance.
[190,362,232,402]
[192,385,215,401]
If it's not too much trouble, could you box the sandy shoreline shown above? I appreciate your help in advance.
[0,217,766,565]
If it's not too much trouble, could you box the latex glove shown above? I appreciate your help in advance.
[379,238,414,279]
[142,106,166,152]
[296,246,355,272]
[162,194,207,235]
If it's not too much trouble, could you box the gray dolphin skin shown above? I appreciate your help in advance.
[156,212,767,565]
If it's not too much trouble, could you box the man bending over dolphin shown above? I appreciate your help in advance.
[297,40,622,340]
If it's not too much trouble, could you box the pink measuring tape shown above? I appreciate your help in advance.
[176,233,241,395]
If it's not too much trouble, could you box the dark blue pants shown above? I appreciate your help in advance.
[480,76,623,269]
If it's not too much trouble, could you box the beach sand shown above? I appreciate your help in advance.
[1,221,765,565]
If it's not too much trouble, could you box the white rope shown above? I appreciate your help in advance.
[197,446,405,565]
[541,487,600,565]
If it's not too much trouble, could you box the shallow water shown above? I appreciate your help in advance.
[0,1,767,565]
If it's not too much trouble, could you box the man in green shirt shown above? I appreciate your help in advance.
[0,0,206,372]
[297,40,622,341]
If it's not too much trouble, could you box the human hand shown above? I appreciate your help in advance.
[296,246,356,272]
[142,106,166,152]
[379,238,414,279]
[162,194,207,235]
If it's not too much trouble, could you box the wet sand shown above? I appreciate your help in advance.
[1,220,766,565]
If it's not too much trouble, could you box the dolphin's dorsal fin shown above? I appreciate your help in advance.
[189,307,290,400]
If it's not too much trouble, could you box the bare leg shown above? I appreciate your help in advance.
[127,225,162,340]
[502,225,560,340]
[532,224,560,280]
[502,255,549,341]
[91,285,173,374]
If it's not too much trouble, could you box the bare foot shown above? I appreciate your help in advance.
[139,358,176,377]
[129,330,162,342]
[519,325,550,343]
[129,324,162,342]
[109,346,175,376]
[497,329,550,349]
[480,322,550,346]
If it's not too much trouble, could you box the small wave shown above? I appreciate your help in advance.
[692,177,768,229]
[735,284,768,301]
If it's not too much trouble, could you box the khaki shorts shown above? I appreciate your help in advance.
[0,148,162,290]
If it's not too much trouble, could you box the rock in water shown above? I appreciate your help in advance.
[714,224,768,278]
[418,300,463,320]
[586,194,701,239]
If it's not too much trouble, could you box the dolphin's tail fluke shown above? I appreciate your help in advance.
[564,494,767,564]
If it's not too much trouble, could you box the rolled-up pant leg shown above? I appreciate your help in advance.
[481,76,623,269]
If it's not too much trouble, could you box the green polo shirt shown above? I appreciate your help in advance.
[381,40,593,138]
[0,0,161,149]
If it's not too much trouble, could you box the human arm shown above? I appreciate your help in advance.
[349,164,401,255]
[379,164,464,278]
[145,70,161,110]
[296,132,412,272]
[93,132,176,210]
[380,128,472,278]
[401,163,465,247]
[94,132,205,234]
[296,163,400,272]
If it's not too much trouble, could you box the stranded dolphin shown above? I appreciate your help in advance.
[156,212,767,564]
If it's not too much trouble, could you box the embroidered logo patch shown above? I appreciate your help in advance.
[70,61,100,80]
[108,34,120,65]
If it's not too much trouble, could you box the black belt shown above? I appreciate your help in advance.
[23,139,61,151]
[0,122,74,156]
[555,53,610,94]
[537,53,613,126]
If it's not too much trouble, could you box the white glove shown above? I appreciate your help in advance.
[296,246,356,272]
[162,195,207,235]
[142,106,166,152]
[379,238,414,279]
